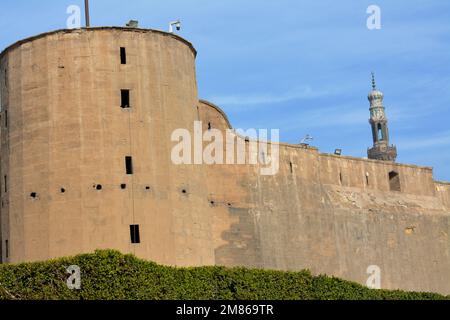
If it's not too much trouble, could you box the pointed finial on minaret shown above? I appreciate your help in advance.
[371,72,376,90]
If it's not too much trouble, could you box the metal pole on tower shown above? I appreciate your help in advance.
[85,0,90,27]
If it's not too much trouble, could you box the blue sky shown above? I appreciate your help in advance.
[1,0,449,180]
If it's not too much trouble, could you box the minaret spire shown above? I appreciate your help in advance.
[371,72,376,90]
[367,73,397,162]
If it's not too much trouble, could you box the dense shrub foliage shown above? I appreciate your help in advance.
[0,250,447,300]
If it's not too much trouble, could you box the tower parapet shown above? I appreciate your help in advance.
[367,73,397,161]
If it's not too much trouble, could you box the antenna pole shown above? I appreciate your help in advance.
[85,0,90,27]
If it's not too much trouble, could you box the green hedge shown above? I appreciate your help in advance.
[0,250,447,300]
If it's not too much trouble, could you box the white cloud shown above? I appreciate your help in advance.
[398,131,450,150]
[207,86,338,107]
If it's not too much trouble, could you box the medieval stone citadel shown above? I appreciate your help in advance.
[0,27,449,294]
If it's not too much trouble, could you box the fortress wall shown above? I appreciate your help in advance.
[213,144,450,293]
[0,28,216,265]
[198,99,436,197]
[247,172,450,294]
[318,154,436,196]
[435,182,450,210]
[198,101,450,294]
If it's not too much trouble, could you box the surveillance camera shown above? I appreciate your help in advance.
[169,20,182,33]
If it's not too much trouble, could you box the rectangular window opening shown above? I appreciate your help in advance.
[5,110,7,128]
[120,47,127,65]
[389,171,401,192]
[130,225,140,244]
[125,156,133,175]
[3,175,6,193]
[121,90,130,108]
[5,240,9,258]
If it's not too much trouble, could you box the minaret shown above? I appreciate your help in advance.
[367,73,397,161]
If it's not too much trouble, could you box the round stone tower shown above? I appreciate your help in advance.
[0,28,214,264]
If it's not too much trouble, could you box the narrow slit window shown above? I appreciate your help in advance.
[3,175,6,193]
[121,90,130,108]
[5,110,7,128]
[5,240,9,258]
[289,162,293,174]
[125,156,133,175]
[130,225,140,244]
[120,47,127,64]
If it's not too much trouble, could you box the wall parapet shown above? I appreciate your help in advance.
[319,152,433,171]
[0,27,197,60]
